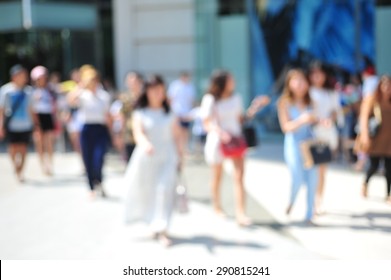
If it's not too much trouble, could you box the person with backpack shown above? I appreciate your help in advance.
[0,65,35,183]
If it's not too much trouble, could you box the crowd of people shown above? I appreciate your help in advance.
[0,61,390,246]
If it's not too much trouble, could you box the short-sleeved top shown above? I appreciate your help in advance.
[168,79,196,117]
[201,93,243,136]
[78,88,111,125]
[132,108,177,157]
[310,87,341,120]
[0,82,33,132]
[31,87,55,114]
[362,76,379,98]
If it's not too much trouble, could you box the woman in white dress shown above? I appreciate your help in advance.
[201,70,270,226]
[124,75,183,246]
[309,62,343,214]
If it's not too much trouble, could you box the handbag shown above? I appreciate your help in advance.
[220,136,247,158]
[4,92,26,134]
[213,102,247,158]
[175,169,189,214]
[313,124,338,150]
[242,122,258,148]
[300,140,332,169]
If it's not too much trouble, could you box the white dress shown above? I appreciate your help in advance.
[124,108,179,232]
[200,94,243,165]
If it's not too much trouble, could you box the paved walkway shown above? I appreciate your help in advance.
[0,140,390,260]
[245,142,391,259]
[0,150,321,260]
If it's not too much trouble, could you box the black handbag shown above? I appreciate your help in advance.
[300,140,332,168]
[242,122,258,148]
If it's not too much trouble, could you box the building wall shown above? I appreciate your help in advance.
[113,0,195,90]
[376,7,391,75]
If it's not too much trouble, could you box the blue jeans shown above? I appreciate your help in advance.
[80,124,109,190]
[284,139,318,220]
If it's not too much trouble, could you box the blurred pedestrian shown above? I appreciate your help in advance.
[340,74,362,164]
[188,105,207,156]
[278,69,318,224]
[68,66,111,199]
[201,70,269,226]
[61,69,83,154]
[168,72,196,154]
[362,65,379,99]
[31,66,57,176]
[309,62,343,214]
[112,71,144,162]
[353,66,379,172]
[359,75,391,203]
[0,65,34,182]
[124,75,183,247]
[48,71,62,94]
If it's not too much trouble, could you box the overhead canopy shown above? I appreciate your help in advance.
[0,1,97,32]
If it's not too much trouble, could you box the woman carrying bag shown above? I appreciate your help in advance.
[277,69,319,224]
[309,62,343,214]
[201,70,269,226]
[124,75,183,247]
[359,75,391,203]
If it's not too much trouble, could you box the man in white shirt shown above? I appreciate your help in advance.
[168,72,196,153]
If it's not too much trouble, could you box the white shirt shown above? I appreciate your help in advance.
[32,87,55,114]
[78,89,110,125]
[201,93,244,164]
[188,107,206,136]
[201,93,243,136]
[310,87,342,121]
[168,79,196,117]
[362,75,379,98]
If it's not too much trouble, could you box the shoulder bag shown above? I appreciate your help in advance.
[4,92,26,134]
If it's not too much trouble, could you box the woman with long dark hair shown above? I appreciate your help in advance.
[309,62,343,214]
[278,69,318,224]
[201,70,269,226]
[124,75,183,246]
[359,75,391,203]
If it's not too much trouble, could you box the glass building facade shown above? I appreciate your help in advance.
[0,0,113,85]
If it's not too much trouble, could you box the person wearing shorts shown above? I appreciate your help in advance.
[0,65,34,183]
[31,66,57,175]
[168,72,196,153]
